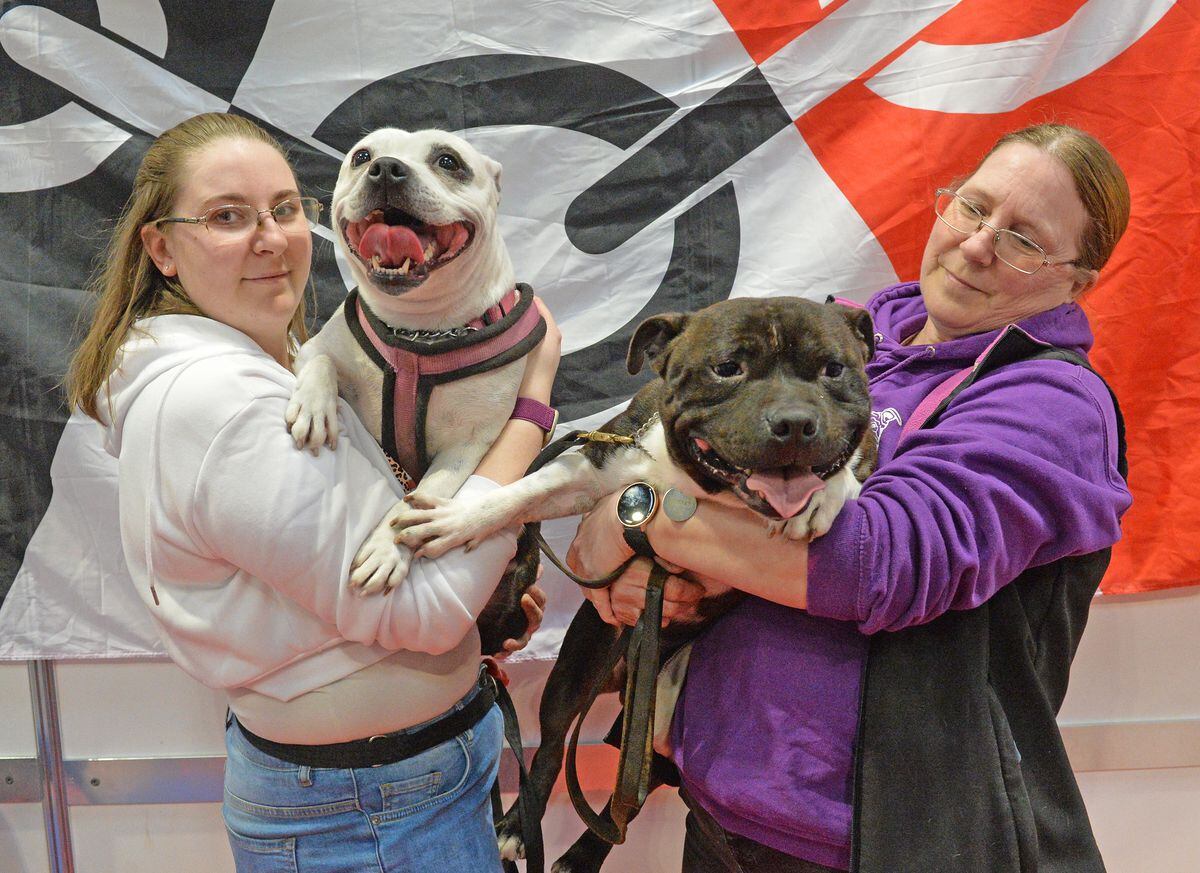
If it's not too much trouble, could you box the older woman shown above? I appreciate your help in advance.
[67,112,559,872]
[570,123,1131,873]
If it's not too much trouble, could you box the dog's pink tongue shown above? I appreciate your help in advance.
[746,469,825,518]
[358,223,425,266]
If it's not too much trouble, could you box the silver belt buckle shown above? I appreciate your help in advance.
[366,733,390,766]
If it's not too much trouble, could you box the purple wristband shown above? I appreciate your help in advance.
[511,397,558,435]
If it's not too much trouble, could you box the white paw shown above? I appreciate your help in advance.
[393,494,498,558]
[780,495,827,541]
[350,518,413,594]
[781,466,860,541]
[497,831,525,862]
[286,356,339,452]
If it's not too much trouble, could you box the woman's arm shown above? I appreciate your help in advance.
[646,498,809,606]
[471,299,560,651]
[567,489,809,626]
[474,297,561,485]
[149,353,551,656]
[569,361,1129,635]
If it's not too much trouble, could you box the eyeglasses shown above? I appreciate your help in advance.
[933,189,1078,275]
[152,196,323,235]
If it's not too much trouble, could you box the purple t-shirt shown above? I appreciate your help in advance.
[671,282,1131,869]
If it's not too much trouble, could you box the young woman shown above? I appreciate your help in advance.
[67,112,559,872]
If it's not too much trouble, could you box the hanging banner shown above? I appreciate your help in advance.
[0,0,1193,661]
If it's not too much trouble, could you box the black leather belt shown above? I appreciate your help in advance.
[236,672,496,769]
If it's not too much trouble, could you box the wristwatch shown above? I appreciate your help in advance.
[616,482,658,557]
[510,397,559,446]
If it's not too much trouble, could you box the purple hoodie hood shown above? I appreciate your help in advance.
[868,280,1095,361]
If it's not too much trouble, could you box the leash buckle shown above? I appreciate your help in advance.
[482,656,510,688]
[578,431,635,445]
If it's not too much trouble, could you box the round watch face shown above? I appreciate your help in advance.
[617,482,657,528]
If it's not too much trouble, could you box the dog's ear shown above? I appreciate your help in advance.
[825,297,874,362]
[628,313,689,375]
[843,308,875,362]
[483,155,503,202]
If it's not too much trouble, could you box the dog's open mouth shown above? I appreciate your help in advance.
[689,436,854,519]
[341,207,473,286]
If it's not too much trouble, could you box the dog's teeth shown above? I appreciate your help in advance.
[399,259,411,275]
[424,242,435,260]
[371,254,381,270]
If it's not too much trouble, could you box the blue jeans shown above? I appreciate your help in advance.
[222,690,504,873]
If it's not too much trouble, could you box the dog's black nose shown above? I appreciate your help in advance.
[367,157,408,186]
[764,408,819,444]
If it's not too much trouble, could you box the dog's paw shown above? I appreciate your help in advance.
[393,496,496,558]
[286,355,339,452]
[781,466,861,541]
[350,519,413,594]
[495,811,526,861]
[780,501,823,541]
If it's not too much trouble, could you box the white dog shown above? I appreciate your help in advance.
[286,129,546,593]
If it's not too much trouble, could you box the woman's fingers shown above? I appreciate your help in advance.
[528,581,548,610]
[497,583,550,656]
[582,583,619,626]
[604,559,706,626]
[566,492,634,579]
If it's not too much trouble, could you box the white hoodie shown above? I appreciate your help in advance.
[104,314,517,701]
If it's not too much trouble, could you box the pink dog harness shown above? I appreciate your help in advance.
[345,283,545,488]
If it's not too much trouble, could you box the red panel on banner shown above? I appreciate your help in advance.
[791,3,1200,593]
[712,0,842,64]
[714,0,1081,64]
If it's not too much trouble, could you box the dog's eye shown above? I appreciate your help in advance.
[712,361,742,378]
[351,148,371,167]
[823,362,844,378]
[436,153,462,172]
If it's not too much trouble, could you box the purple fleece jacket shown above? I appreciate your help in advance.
[670,282,1131,870]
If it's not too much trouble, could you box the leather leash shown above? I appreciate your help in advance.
[524,429,643,589]
[485,661,545,873]
[563,560,668,844]
[521,428,670,844]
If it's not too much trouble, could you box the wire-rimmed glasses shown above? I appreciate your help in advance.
[152,196,323,236]
[933,188,1078,275]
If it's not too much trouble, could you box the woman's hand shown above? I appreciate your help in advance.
[643,498,809,609]
[567,491,707,627]
[585,558,708,627]
[496,577,548,657]
[566,485,811,625]
[565,489,634,578]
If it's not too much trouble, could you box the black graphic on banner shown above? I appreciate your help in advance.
[0,2,785,607]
